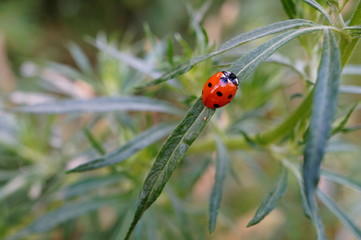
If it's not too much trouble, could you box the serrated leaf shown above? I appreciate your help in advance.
[124,98,215,240]
[209,138,229,233]
[302,0,332,24]
[247,166,288,227]
[317,191,361,239]
[144,19,315,87]
[321,170,361,193]
[303,29,341,240]
[5,198,117,240]
[230,26,327,80]
[15,96,185,116]
[68,122,176,172]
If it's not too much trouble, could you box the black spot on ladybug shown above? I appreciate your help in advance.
[216,91,223,97]
[228,94,233,99]
[208,82,212,87]
[213,104,220,108]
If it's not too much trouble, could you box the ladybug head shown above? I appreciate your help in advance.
[222,71,239,86]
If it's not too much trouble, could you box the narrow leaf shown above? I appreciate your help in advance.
[56,175,124,200]
[247,166,288,227]
[317,191,361,239]
[144,19,315,87]
[280,0,298,19]
[302,0,332,24]
[321,170,361,193]
[68,42,93,75]
[209,138,230,233]
[94,40,161,79]
[303,29,341,240]
[67,122,176,172]
[340,85,361,94]
[124,98,215,240]
[281,159,311,218]
[83,127,106,155]
[0,176,27,200]
[331,103,358,135]
[229,26,327,80]
[167,188,194,240]
[15,96,185,116]
[342,64,361,75]
[5,198,117,240]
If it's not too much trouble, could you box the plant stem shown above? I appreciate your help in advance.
[340,0,361,67]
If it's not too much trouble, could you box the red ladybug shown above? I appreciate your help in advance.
[202,71,239,109]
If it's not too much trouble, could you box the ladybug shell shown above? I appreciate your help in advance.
[202,71,238,109]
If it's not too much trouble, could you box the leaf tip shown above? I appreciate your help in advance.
[246,220,256,228]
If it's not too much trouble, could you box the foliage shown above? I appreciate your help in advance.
[1,0,361,240]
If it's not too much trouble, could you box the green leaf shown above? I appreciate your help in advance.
[343,64,361,75]
[317,191,361,239]
[68,42,93,76]
[167,187,194,240]
[124,98,215,240]
[302,29,341,240]
[266,54,308,79]
[331,103,358,135]
[0,176,27,200]
[93,39,161,79]
[5,198,117,240]
[247,166,288,227]
[340,1,361,66]
[144,19,315,87]
[15,96,185,116]
[56,175,124,200]
[67,122,176,172]
[83,127,106,155]
[229,26,327,80]
[340,85,361,94]
[302,0,332,24]
[48,62,85,82]
[281,159,311,218]
[280,0,298,18]
[321,170,361,193]
[209,138,230,233]
[181,158,211,189]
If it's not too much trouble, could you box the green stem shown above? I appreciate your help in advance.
[328,0,346,29]
[189,92,313,154]
[340,0,361,66]
[190,1,361,154]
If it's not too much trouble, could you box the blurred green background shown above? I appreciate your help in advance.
[0,0,286,65]
[1,0,361,240]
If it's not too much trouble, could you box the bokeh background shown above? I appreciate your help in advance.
[1,0,361,239]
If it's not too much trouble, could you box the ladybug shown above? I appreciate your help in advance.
[202,71,239,109]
